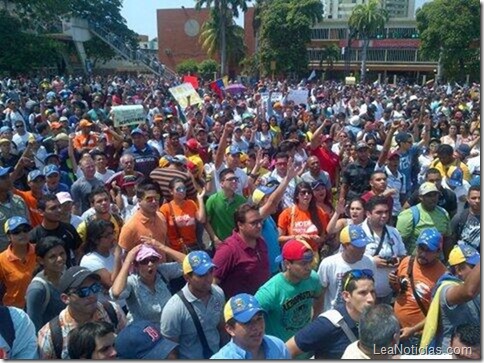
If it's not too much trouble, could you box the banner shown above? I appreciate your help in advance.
[287,89,308,106]
[169,83,203,108]
[112,105,145,127]
[183,75,199,90]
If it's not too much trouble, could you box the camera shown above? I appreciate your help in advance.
[399,277,409,293]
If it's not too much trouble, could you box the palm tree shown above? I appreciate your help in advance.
[195,0,248,76]
[348,0,388,83]
[199,10,247,72]
[319,43,340,79]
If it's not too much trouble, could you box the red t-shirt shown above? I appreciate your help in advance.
[311,146,340,186]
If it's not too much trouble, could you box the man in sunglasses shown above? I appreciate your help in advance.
[286,268,376,358]
[38,266,127,359]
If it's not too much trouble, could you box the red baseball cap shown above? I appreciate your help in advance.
[276,239,314,262]
[186,138,200,151]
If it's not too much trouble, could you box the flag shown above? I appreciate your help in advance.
[183,75,199,90]
[210,78,226,98]
[308,70,316,81]
[222,76,229,87]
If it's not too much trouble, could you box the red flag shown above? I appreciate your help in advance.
[210,78,225,98]
[183,75,199,90]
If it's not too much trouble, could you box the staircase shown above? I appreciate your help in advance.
[87,21,177,80]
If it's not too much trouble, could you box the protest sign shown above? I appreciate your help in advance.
[112,105,145,127]
[260,92,283,103]
[287,89,308,106]
[169,83,203,108]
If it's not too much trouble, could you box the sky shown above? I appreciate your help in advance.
[121,0,431,40]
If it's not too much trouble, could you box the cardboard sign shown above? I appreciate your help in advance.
[287,89,308,106]
[260,92,283,103]
[169,83,203,108]
[112,105,145,127]
[345,76,356,85]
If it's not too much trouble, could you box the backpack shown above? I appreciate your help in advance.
[31,276,51,314]
[410,205,447,229]
[0,306,15,350]
[49,301,119,359]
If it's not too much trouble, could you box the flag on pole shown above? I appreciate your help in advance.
[183,75,199,89]
[308,70,316,81]
[210,78,226,98]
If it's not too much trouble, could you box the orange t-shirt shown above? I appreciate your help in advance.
[394,256,447,328]
[118,210,167,251]
[0,243,37,308]
[159,200,198,252]
[14,189,42,227]
[277,205,330,251]
[73,132,99,150]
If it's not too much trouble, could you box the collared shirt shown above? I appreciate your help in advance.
[125,144,160,176]
[206,191,246,241]
[118,209,167,251]
[0,243,36,308]
[294,304,359,359]
[211,335,290,359]
[213,231,270,299]
[37,301,127,359]
[160,284,225,359]
[0,307,38,359]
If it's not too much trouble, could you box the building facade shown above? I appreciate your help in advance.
[322,0,415,20]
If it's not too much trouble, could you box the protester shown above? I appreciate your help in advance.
[0,306,38,359]
[67,321,117,359]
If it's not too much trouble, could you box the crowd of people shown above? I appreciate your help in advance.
[0,73,480,359]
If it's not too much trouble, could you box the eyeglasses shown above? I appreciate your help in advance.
[139,257,160,265]
[73,282,102,298]
[276,162,288,167]
[10,225,31,235]
[343,269,374,291]
[299,190,311,196]
[246,219,263,227]
[175,186,186,193]
[143,194,160,203]
[15,125,24,128]
[225,177,239,183]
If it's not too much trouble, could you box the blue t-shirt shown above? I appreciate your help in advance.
[211,335,290,359]
[399,145,419,193]
[261,217,281,275]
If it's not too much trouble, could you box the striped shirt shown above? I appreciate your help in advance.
[150,167,197,202]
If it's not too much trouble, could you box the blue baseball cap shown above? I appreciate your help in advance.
[0,166,11,177]
[43,164,59,177]
[416,228,442,252]
[224,293,265,323]
[447,166,463,188]
[225,145,242,155]
[340,224,371,248]
[251,179,279,205]
[448,241,480,267]
[182,251,216,276]
[28,170,45,182]
[0,126,12,134]
[115,320,178,359]
[4,216,30,234]
[131,127,146,136]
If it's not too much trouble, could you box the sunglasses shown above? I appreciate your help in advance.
[225,177,239,182]
[10,225,31,235]
[15,125,24,128]
[143,194,160,203]
[139,257,160,265]
[73,282,102,298]
[299,190,311,196]
[175,186,186,193]
[343,269,374,291]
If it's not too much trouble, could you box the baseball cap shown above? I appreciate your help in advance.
[419,182,440,196]
[53,133,69,142]
[311,180,326,190]
[0,126,11,134]
[251,180,279,205]
[50,122,63,130]
[131,127,145,136]
[43,164,60,177]
[0,138,10,145]
[194,126,207,134]
[0,166,12,177]
[446,166,463,188]
[339,225,371,248]
[225,145,242,155]
[224,293,266,324]
[4,216,30,234]
[182,250,216,275]
[448,241,480,267]
[135,245,162,263]
[58,266,100,293]
[395,132,412,144]
[388,150,400,159]
[119,174,138,188]
[416,228,442,252]
[455,144,471,159]
[186,138,200,151]
[56,191,73,205]
[44,153,60,163]
[28,170,45,182]
[275,239,314,263]
[355,141,369,151]
[59,116,68,122]
[115,320,178,359]
[79,119,93,128]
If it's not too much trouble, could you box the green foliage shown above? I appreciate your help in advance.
[416,0,480,82]
[240,54,260,77]
[176,59,199,75]
[258,0,323,77]
[198,59,219,80]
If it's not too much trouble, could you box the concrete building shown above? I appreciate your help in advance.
[322,0,415,19]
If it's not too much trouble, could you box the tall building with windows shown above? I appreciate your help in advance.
[322,0,415,20]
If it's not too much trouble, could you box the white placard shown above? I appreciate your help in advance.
[168,83,203,109]
[287,89,309,106]
[112,105,145,127]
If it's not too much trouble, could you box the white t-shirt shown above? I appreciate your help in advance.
[214,163,249,196]
[95,169,115,183]
[318,253,376,311]
[442,180,470,216]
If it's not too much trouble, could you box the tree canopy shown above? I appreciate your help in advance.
[416,0,480,82]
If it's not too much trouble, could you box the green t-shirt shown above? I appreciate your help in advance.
[255,271,322,343]
[206,191,246,241]
[396,204,451,253]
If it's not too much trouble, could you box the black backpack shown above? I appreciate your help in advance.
[49,301,119,359]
